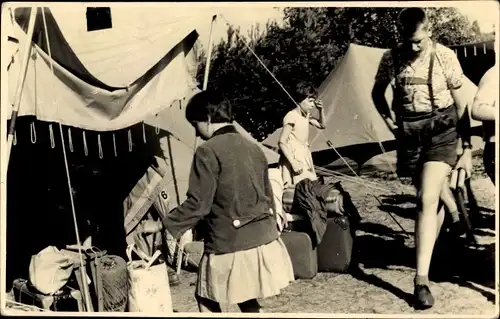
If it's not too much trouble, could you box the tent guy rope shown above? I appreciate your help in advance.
[40,7,93,311]
[218,14,410,236]
[218,14,394,192]
[218,14,392,186]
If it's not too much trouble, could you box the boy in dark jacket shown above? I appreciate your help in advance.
[142,90,294,313]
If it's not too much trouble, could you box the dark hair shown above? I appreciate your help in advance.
[185,90,233,124]
[398,8,429,37]
[293,86,318,104]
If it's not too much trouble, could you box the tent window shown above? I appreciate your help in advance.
[86,7,112,32]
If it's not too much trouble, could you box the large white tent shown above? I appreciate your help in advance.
[3,5,278,292]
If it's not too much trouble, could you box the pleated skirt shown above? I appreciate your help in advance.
[196,238,294,305]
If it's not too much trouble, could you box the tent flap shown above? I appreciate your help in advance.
[6,7,200,132]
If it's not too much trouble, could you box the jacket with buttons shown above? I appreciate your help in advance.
[162,125,279,254]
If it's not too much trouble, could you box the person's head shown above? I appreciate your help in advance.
[185,90,233,140]
[294,87,318,114]
[398,8,432,56]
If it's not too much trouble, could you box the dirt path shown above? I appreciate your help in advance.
[170,159,497,315]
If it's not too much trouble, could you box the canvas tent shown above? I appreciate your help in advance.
[263,43,487,174]
[4,5,278,289]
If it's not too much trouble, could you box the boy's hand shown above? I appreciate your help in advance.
[315,100,323,109]
[139,220,163,234]
[455,148,472,178]
[382,116,399,134]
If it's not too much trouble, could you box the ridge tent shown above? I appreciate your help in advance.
[263,43,486,175]
[3,5,202,289]
[4,5,278,289]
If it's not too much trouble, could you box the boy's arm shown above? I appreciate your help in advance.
[309,102,325,129]
[471,67,497,121]
[278,119,299,170]
[372,50,398,133]
[440,47,473,175]
[161,146,219,239]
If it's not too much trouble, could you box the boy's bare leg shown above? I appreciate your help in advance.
[414,161,452,309]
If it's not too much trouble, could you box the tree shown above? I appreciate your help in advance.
[469,20,496,42]
[470,20,481,37]
[426,7,476,45]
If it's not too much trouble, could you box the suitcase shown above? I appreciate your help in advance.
[316,216,354,273]
[280,230,318,279]
[282,186,295,214]
[12,278,84,311]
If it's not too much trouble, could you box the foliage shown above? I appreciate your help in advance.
[196,7,492,141]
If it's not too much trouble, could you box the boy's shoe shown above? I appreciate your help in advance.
[168,267,181,286]
[414,285,434,310]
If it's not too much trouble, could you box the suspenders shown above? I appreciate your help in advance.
[427,41,437,109]
[392,41,438,110]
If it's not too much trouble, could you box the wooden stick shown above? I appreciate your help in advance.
[175,14,218,275]
[202,15,217,91]
[6,7,38,167]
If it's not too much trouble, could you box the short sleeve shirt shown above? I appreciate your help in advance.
[283,109,310,145]
[374,41,464,114]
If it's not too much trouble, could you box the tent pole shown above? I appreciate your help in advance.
[193,13,216,151]
[202,14,217,91]
[174,14,218,274]
[38,7,94,311]
[6,7,38,167]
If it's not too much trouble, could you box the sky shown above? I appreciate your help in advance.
[194,6,284,50]
[194,2,498,50]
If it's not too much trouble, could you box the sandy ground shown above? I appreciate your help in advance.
[4,157,497,316]
[169,156,498,316]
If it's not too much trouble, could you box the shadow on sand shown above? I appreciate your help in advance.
[348,192,496,307]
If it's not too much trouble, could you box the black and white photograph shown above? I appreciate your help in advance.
[1,1,498,316]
